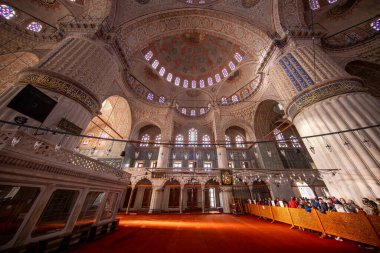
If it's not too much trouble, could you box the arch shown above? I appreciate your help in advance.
[225,126,248,148]
[253,99,282,139]
[120,9,271,60]
[130,121,163,140]
[222,119,255,141]
[79,95,132,156]
[345,60,380,97]
[0,52,39,95]
[251,180,271,201]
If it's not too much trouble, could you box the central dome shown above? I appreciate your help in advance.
[143,32,244,89]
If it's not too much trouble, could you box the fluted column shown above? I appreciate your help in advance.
[0,36,119,149]
[293,93,380,205]
[270,39,380,205]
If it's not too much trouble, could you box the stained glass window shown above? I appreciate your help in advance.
[144,51,153,61]
[222,68,228,77]
[140,134,150,147]
[27,22,43,33]
[167,73,173,82]
[234,52,243,63]
[215,74,221,83]
[154,134,161,147]
[235,135,245,148]
[207,77,213,86]
[232,95,239,103]
[228,61,236,71]
[290,136,302,148]
[274,129,287,148]
[202,135,211,147]
[175,77,181,86]
[221,97,227,105]
[200,108,205,115]
[191,80,197,89]
[309,0,320,10]
[199,79,205,88]
[191,109,196,116]
[176,134,184,147]
[225,135,231,148]
[181,108,187,114]
[159,67,166,76]
[371,18,380,31]
[147,93,154,101]
[152,60,159,69]
[327,0,337,3]
[189,128,197,147]
[0,4,16,20]
[183,79,189,88]
[159,96,165,104]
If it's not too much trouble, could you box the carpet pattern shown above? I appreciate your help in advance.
[74,214,372,253]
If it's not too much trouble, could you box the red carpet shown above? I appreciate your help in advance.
[75,214,373,253]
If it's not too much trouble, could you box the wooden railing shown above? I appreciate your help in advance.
[244,204,380,247]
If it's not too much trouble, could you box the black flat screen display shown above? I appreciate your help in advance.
[7,85,57,123]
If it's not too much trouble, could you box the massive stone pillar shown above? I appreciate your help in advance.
[270,39,380,205]
[220,186,233,213]
[0,36,119,149]
[149,186,163,213]
[157,145,171,168]
[216,146,228,169]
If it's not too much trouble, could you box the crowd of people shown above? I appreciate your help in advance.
[252,196,380,216]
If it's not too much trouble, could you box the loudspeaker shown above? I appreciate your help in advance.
[7,85,57,123]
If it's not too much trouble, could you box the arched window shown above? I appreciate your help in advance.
[159,67,165,76]
[228,61,236,71]
[147,93,154,101]
[181,108,186,115]
[309,0,320,10]
[200,108,205,115]
[234,52,243,63]
[221,97,227,105]
[274,129,287,148]
[175,77,181,86]
[191,80,197,89]
[167,73,173,82]
[232,95,239,103]
[27,22,43,33]
[189,128,197,147]
[191,109,196,116]
[152,60,159,69]
[235,135,245,148]
[154,134,161,147]
[0,4,16,20]
[144,51,153,61]
[207,77,213,86]
[159,96,165,104]
[242,89,249,99]
[290,135,301,148]
[175,134,184,147]
[96,132,108,146]
[225,135,231,148]
[222,68,228,77]
[199,79,205,88]
[183,79,189,88]
[371,18,380,31]
[202,135,211,147]
[140,134,150,147]
[215,74,221,82]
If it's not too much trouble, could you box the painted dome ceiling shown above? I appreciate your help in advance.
[143,32,243,89]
